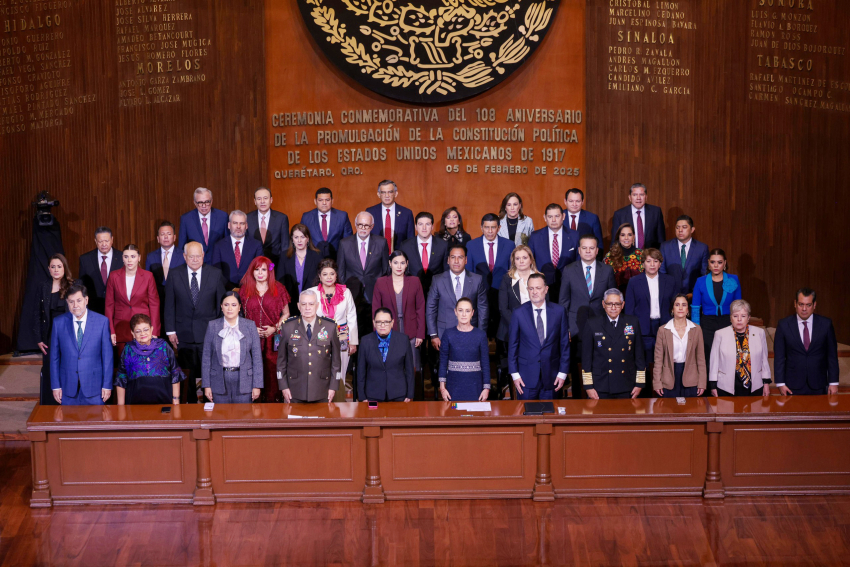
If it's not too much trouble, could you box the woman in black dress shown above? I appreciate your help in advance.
[116,314,185,405]
[38,254,77,406]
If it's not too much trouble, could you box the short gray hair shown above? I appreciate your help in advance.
[355,211,374,225]
[183,241,203,255]
[194,187,212,199]
[229,210,247,222]
[603,288,624,302]
[730,299,751,316]
[299,289,319,303]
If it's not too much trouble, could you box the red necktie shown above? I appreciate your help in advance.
[551,233,560,266]
[202,217,209,245]
[385,208,393,253]
[803,321,810,351]
[100,255,108,285]
[421,243,429,270]
[636,210,644,249]
[488,242,495,271]
[234,241,241,268]
[321,214,328,241]
[571,214,577,231]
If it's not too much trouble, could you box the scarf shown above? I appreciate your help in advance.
[734,327,752,390]
[320,283,347,319]
[377,331,392,362]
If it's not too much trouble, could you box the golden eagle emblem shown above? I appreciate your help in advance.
[299,0,559,102]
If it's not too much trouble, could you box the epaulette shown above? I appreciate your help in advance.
[284,316,298,322]
[319,316,335,323]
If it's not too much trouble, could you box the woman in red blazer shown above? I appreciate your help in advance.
[372,250,426,370]
[106,244,161,354]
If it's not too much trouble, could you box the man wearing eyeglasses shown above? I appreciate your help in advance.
[177,187,230,262]
[580,288,646,399]
[356,308,415,402]
[365,180,414,254]
[337,211,390,338]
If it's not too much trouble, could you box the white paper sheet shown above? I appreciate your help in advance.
[454,402,492,412]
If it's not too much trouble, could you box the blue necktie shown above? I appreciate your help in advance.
[586,266,593,295]
[536,309,545,345]
[76,321,83,349]
[306,323,312,341]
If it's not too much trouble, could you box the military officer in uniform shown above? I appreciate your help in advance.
[581,288,646,399]
[277,290,341,403]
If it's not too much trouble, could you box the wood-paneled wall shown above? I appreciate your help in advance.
[0,0,268,353]
[586,0,850,341]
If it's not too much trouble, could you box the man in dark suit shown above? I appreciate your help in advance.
[466,213,515,337]
[145,221,185,312]
[246,187,289,265]
[49,284,113,405]
[659,215,709,294]
[611,182,666,250]
[581,288,646,399]
[78,226,123,314]
[356,308,416,402]
[507,273,569,400]
[426,244,489,349]
[210,210,263,290]
[559,235,617,397]
[399,211,447,297]
[164,241,227,403]
[775,288,840,396]
[299,187,353,259]
[366,180,414,254]
[338,211,390,338]
[527,204,579,304]
[177,187,230,262]
[564,188,604,253]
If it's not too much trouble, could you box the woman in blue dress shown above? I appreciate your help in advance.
[691,248,742,365]
[438,297,491,402]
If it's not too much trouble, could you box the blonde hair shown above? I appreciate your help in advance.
[507,245,540,278]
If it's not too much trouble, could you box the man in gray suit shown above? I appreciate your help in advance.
[277,290,341,403]
[426,243,489,351]
[559,234,617,398]
[246,187,289,265]
[337,211,390,337]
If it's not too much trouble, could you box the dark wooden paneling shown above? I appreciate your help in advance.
[0,0,268,354]
[586,0,850,341]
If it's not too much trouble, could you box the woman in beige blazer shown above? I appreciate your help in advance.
[709,299,771,397]
[654,294,707,397]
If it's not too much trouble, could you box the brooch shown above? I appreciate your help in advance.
[624,325,634,335]
[292,347,298,355]
[317,328,329,341]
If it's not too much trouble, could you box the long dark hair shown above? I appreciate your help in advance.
[48,253,75,299]
[286,223,320,258]
[438,207,465,237]
[608,223,640,270]
[498,192,526,220]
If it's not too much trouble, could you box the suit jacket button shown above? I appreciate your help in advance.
[608,348,611,351]
[309,362,312,366]
[609,370,612,373]
[622,359,625,363]
[622,370,625,373]
[309,372,312,375]
[608,359,611,362]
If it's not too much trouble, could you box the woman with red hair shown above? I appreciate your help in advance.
[239,256,291,402]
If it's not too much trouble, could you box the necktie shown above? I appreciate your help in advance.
[321,214,328,241]
[360,241,367,269]
[162,250,170,281]
[190,272,199,305]
[611,319,617,330]
[306,323,312,341]
[260,215,268,243]
[488,242,495,272]
[454,276,462,300]
[234,240,241,269]
[586,266,593,295]
[571,215,577,231]
[636,210,644,249]
[101,255,108,285]
[385,208,393,253]
[803,321,810,351]
[76,320,83,349]
[680,243,687,269]
[202,217,209,245]
[536,308,545,345]
[421,243,429,271]
[551,233,560,266]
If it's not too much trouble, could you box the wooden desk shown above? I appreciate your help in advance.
[26,397,850,507]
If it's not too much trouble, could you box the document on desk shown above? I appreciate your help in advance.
[287,415,321,419]
[454,402,491,412]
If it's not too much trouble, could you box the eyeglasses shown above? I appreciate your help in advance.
[195,200,212,206]
[374,320,393,326]
[186,255,204,260]
[603,302,623,307]
[379,190,396,196]
[356,223,373,229]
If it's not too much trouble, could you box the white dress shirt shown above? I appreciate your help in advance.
[547,228,562,259]
[417,235,433,264]
[511,273,531,304]
[382,202,396,235]
[678,238,692,260]
[167,267,202,336]
[231,235,245,252]
[512,302,567,382]
[125,275,136,300]
[483,236,499,263]
[219,319,242,367]
[665,318,695,363]
[581,260,595,292]
[317,210,332,232]
[161,246,175,266]
[631,205,645,236]
[567,211,581,230]
[258,210,270,228]
[198,211,211,227]
[646,273,660,319]
[99,249,114,279]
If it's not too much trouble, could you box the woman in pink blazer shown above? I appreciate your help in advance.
[106,244,161,354]
[708,299,770,397]
[372,250,426,370]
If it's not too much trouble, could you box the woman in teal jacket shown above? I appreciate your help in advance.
[691,248,741,365]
